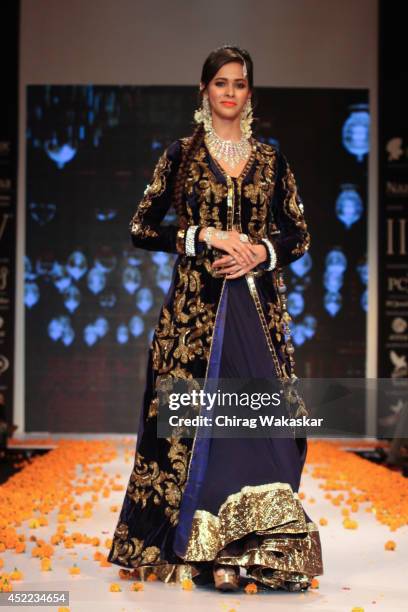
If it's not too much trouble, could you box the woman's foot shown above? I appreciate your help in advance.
[213,564,240,591]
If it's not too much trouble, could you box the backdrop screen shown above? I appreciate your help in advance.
[25,85,369,432]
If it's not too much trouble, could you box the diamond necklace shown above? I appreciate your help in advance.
[204,128,251,169]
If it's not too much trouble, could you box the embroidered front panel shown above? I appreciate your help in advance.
[185,146,228,229]
[151,258,216,376]
[243,144,278,241]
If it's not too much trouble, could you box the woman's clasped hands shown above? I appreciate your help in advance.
[199,227,268,279]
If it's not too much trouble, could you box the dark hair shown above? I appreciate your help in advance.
[200,45,254,93]
[172,45,254,226]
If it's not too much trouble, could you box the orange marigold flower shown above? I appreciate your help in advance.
[93,551,103,561]
[40,558,52,571]
[384,540,396,551]
[343,518,358,530]
[181,578,194,590]
[311,578,319,589]
[146,573,158,582]
[109,582,121,592]
[244,582,258,594]
[130,581,144,591]
[10,568,23,580]
[0,579,12,592]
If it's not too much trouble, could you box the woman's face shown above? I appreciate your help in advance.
[202,61,251,122]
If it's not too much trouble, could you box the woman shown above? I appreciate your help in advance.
[108,45,324,592]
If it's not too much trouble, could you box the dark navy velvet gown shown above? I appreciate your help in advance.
[108,138,324,589]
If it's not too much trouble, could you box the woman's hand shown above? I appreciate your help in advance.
[199,227,260,267]
[212,243,268,279]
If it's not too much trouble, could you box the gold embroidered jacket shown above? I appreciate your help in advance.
[129,136,310,382]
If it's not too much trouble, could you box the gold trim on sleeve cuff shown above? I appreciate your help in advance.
[176,228,186,254]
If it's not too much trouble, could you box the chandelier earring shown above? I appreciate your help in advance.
[240,98,253,140]
[194,94,213,133]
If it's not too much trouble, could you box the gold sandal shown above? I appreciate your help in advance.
[213,564,240,591]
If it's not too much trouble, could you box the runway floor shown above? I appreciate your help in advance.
[0,436,407,611]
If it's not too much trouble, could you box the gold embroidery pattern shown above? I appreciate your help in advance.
[147,397,159,418]
[126,438,189,527]
[130,152,172,236]
[243,144,278,241]
[281,161,311,257]
[109,522,162,567]
[176,228,186,254]
[151,259,216,375]
[186,146,228,229]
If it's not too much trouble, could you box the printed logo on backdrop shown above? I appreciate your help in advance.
[386,181,408,196]
[387,274,408,293]
[379,130,408,381]
[386,220,407,256]
[389,350,408,378]
[386,136,408,163]
[378,14,408,446]
[391,317,408,334]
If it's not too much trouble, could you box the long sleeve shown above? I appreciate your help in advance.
[260,150,311,270]
[129,139,201,255]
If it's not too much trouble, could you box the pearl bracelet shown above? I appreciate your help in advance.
[260,238,277,271]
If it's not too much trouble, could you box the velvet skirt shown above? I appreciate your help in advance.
[165,276,324,589]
